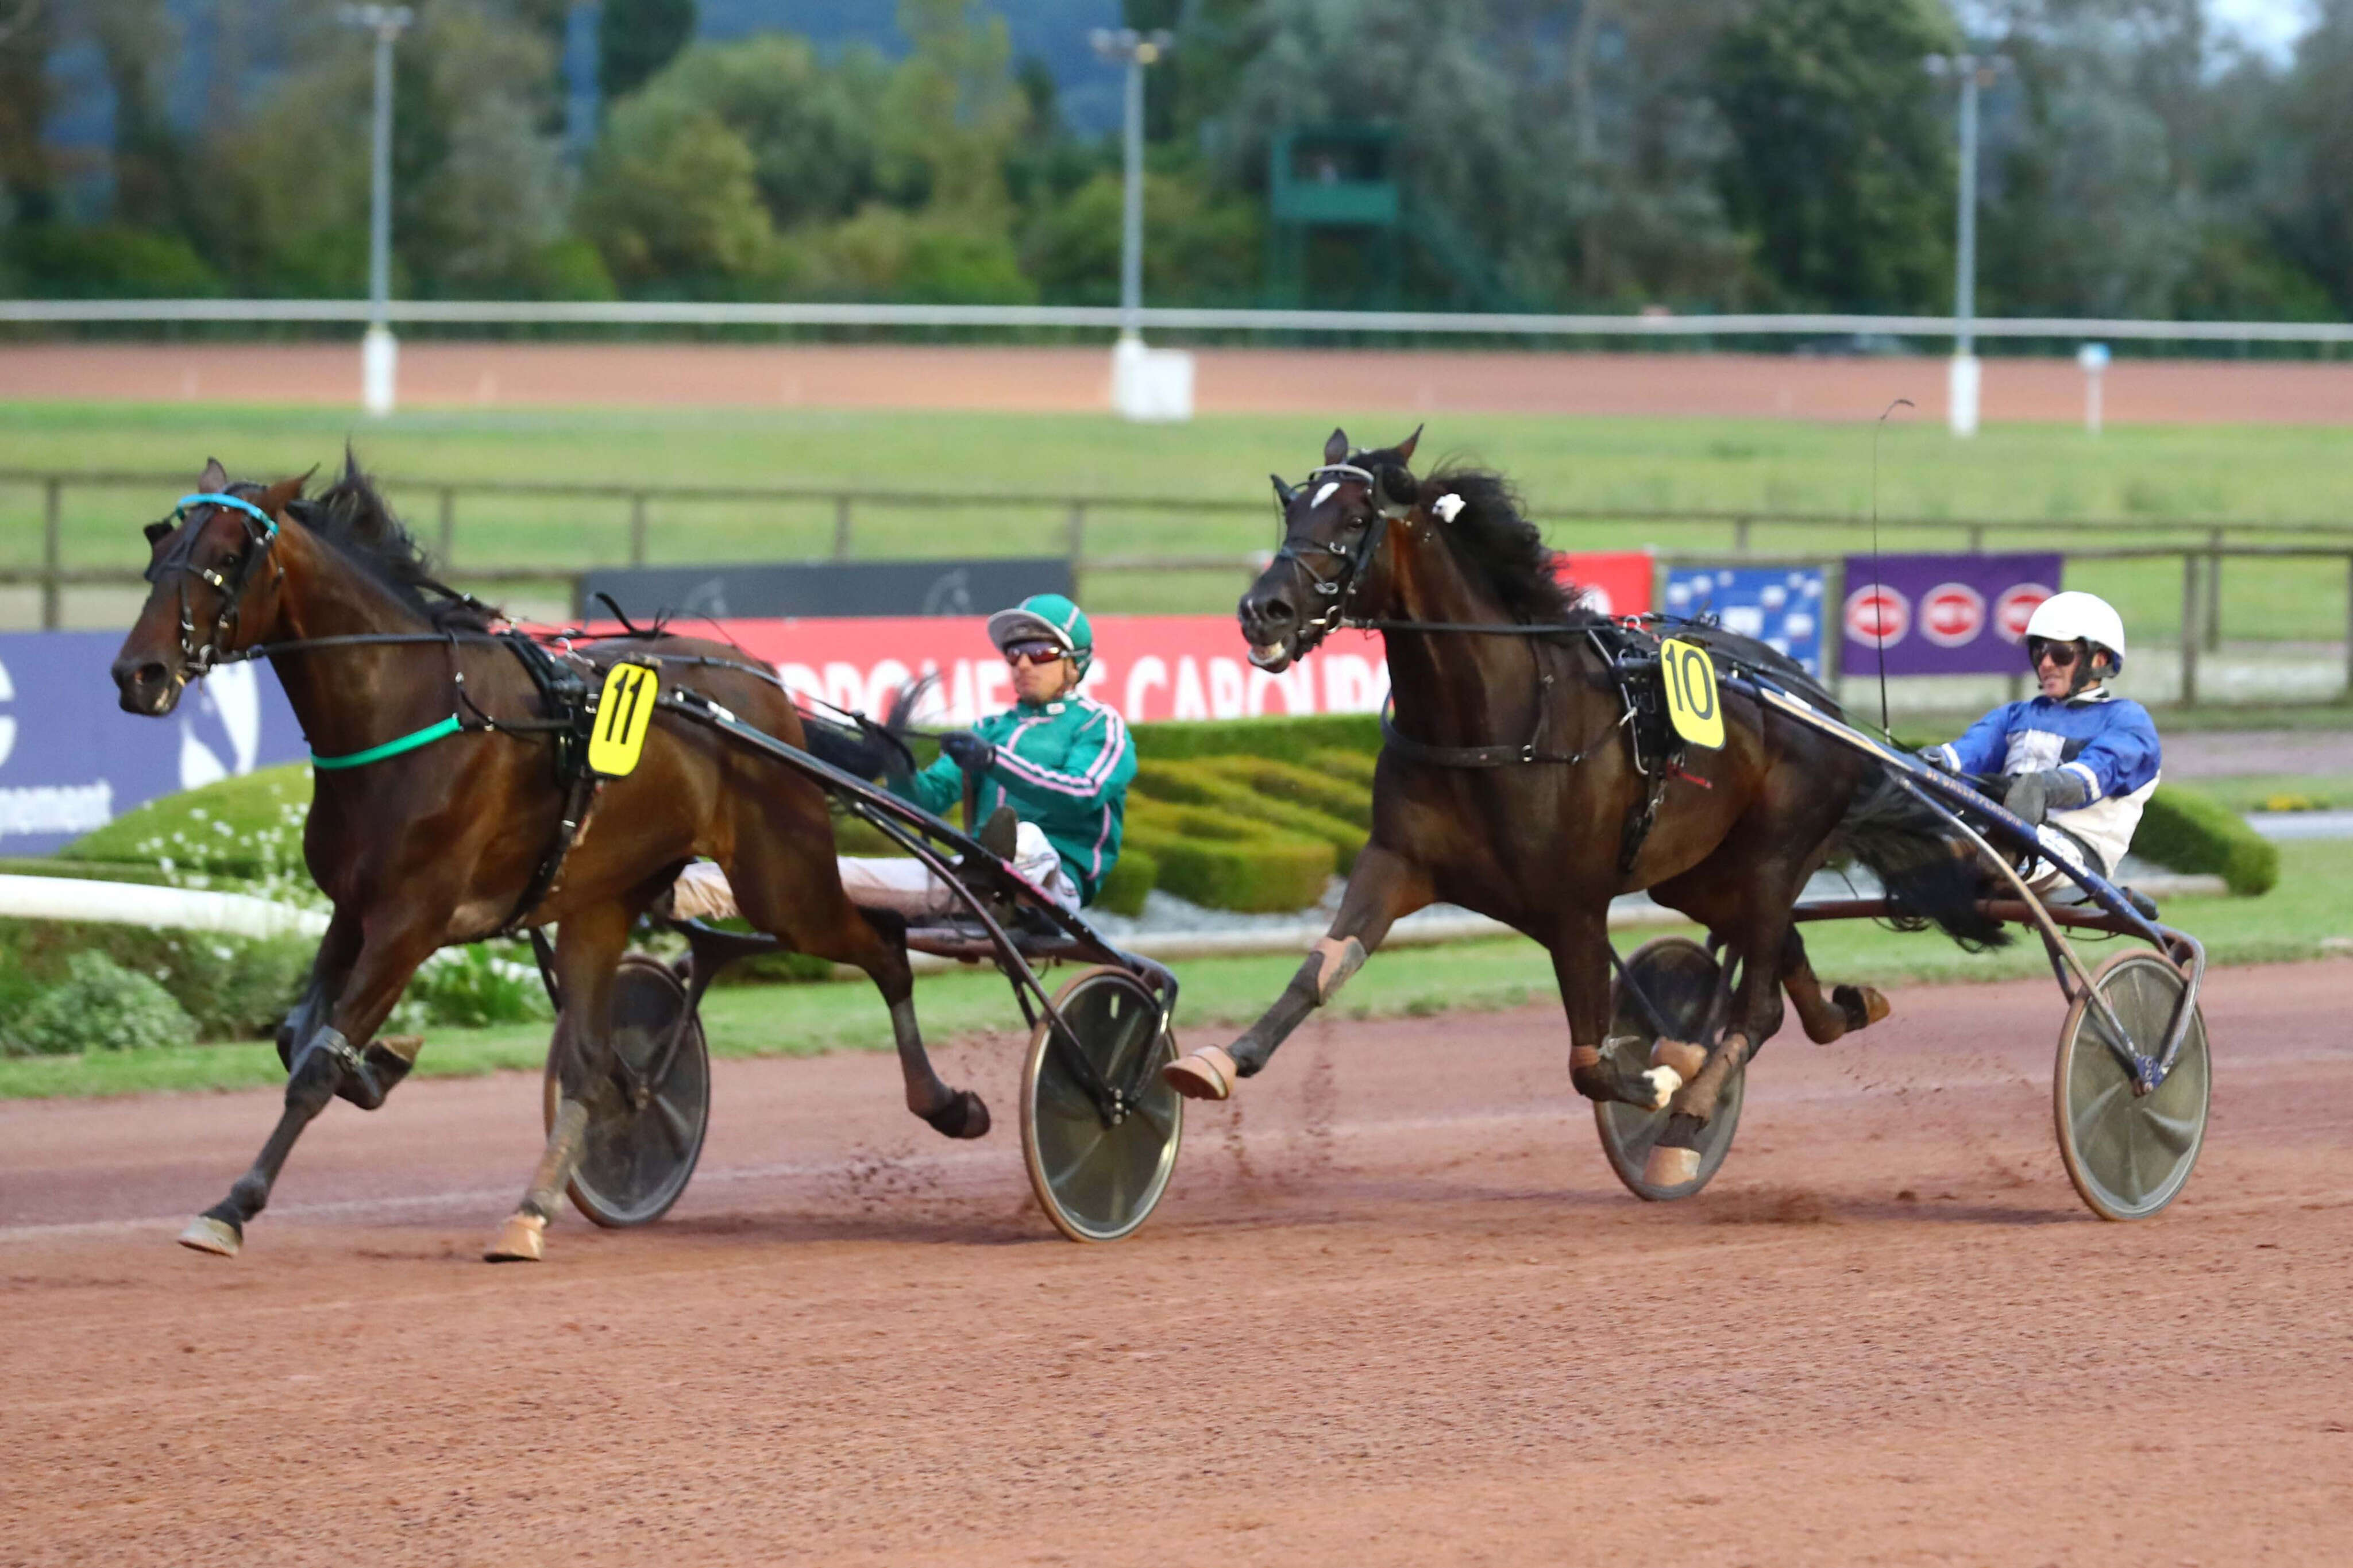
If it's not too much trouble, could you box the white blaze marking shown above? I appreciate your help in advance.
[1312,481,1338,508]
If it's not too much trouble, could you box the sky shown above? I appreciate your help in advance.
[2205,0,2315,60]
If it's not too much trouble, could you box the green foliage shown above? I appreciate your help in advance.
[1305,748,1382,792]
[64,762,312,887]
[1125,807,1333,913]
[2134,785,2279,897]
[1131,713,1381,763]
[2,951,196,1057]
[599,0,697,101]
[1133,759,1364,870]
[1200,755,1373,829]
[0,918,312,1041]
[1093,844,1156,917]
[577,96,785,291]
[1709,0,1958,311]
[1022,168,1262,306]
[3,223,223,298]
[395,945,552,1029]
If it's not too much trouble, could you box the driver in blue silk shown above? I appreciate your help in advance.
[1919,590,2161,887]
[670,593,1134,920]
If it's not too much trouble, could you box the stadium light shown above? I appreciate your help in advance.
[342,4,414,416]
[1925,52,2010,438]
[1090,28,1188,420]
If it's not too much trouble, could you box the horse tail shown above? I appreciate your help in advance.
[1827,769,2009,951]
[796,674,932,783]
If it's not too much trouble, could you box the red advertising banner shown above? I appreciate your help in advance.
[712,551,1650,727]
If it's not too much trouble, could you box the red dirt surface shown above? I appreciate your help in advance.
[6,340,2352,422]
[3,960,2350,1566]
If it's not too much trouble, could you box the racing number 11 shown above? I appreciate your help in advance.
[588,663,661,777]
[1658,639,1725,750]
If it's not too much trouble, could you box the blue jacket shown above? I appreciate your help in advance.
[1932,689,2162,873]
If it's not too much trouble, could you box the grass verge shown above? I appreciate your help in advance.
[7,840,2347,1101]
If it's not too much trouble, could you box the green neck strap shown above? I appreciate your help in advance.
[311,713,463,771]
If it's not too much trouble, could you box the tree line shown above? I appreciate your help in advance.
[1,0,2345,323]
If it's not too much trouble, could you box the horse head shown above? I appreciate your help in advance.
[1238,425,1420,672]
[113,459,305,716]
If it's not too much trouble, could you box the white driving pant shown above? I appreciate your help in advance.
[669,821,1077,921]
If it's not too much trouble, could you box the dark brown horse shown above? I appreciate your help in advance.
[111,458,986,1262]
[1164,428,1993,1187]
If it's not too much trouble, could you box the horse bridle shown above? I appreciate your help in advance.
[1268,461,1414,652]
[144,490,284,677]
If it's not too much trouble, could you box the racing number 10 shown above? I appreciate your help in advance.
[1658,638,1725,750]
[588,663,661,777]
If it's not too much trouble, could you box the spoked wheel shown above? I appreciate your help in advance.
[2054,951,2210,1221]
[1021,965,1183,1243]
[541,953,712,1228]
[1593,937,1746,1202]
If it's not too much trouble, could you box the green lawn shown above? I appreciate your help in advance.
[7,837,2347,1101]
[6,401,2351,640]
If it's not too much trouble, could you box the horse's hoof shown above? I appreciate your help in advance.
[483,1212,546,1263]
[923,1090,991,1140]
[1833,984,1891,1033]
[1649,1038,1708,1083]
[178,1215,241,1257]
[1162,1045,1238,1102]
[1644,1144,1703,1188]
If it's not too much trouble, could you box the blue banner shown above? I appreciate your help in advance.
[1662,566,1827,677]
[0,634,307,856]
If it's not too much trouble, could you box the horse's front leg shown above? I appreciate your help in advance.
[485,902,634,1262]
[179,909,442,1258]
[1164,842,1432,1100]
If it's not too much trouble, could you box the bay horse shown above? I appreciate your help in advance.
[1164,428,1996,1188]
[111,457,986,1262]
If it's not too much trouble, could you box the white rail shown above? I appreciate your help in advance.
[3,298,2350,343]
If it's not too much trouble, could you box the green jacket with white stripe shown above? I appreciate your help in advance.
[897,695,1137,904]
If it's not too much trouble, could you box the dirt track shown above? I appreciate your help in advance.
[7,341,2353,422]
[4,960,2350,1566]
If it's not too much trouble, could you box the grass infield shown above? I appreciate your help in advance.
[4,837,2345,1101]
[5,402,2350,642]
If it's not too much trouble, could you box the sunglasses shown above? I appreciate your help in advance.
[2027,638,2080,668]
[1004,641,1067,667]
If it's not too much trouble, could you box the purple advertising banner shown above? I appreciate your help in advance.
[1839,553,2062,677]
[0,633,308,856]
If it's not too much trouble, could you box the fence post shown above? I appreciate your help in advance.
[832,495,854,561]
[2203,529,2223,651]
[1065,501,1086,599]
[628,493,647,566]
[2344,554,2353,702]
[1734,515,1752,553]
[2179,551,2200,707]
[437,488,456,566]
[41,477,61,631]
[1967,524,1985,552]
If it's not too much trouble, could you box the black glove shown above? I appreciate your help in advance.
[2003,767,2089,827]
[939,731,996,776]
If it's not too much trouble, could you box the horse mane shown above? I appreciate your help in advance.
[277,453,496,631]
[1411,465,1589,629]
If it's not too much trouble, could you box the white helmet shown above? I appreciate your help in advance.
[2024,590,2126,672]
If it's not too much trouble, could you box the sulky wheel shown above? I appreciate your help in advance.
[542,952,712,1228]
[1021,965,1183,1243]
[1593,937,1746,1202]
[2054,951,2210,1221]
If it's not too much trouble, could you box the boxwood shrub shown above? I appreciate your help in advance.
[2134,785,2278,896]
[1125,804,1333,913]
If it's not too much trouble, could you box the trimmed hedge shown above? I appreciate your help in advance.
[1201,755,1374,830]
[1125,804,1333,913]
[1305,747,1380,791]
[1130,713,1379,762]
[1133,759,1365,870]
[1093,845,1155,917]
[2135,785,2278,897]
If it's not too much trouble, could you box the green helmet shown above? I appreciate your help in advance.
[986,593,1093,675]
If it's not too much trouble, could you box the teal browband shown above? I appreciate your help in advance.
[311,713,463,770]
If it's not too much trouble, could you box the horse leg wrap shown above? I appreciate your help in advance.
[486,1099,587,1262]
[1668,1034,1752,1126]
[1643,1114,1710,1188]
[1309,936,1367,1004]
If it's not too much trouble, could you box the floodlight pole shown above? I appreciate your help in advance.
[1090,28,1172,346]
[1926,52,2008,438]
[345,4,413,416]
